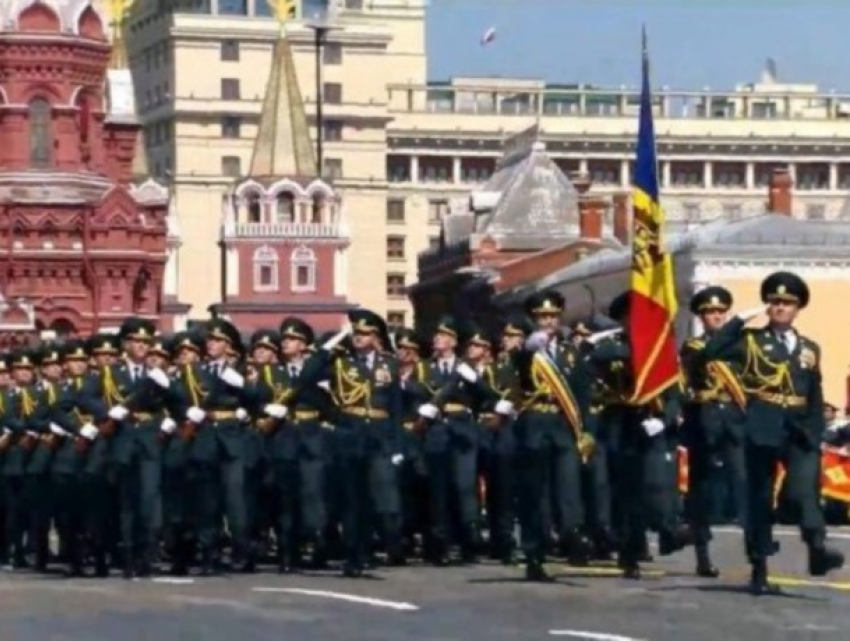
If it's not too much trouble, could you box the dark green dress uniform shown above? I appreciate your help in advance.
[89,318,178,578]
[244,329,279,559]
[680,286,747,578]
[1,349,38,568]
[0,355,9,564]
[512,291,593,579]
[321,309,404,576]
[24,344,66,571]
[50,340,97,576]
[162,331,206,575]
[590,293,689,578]
[418,316,484,564]
[183,318,257,574]
[394,328,430,553]
[702,271,844,594]
[478,320,526,564]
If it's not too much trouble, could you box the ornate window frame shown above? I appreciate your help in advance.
[252,245,279,292]
[291,245,316,293]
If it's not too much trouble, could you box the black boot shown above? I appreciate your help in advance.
[525,555,552,582]
[749,558,776,596]
[809,545,844,577]
[695,544,719,578]
[659,524,693,556]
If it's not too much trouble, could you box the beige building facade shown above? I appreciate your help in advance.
[109,0,850,326]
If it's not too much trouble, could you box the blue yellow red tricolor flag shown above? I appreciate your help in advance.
[627,28,680,404]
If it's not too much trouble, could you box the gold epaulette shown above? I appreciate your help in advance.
[686,338,705,349]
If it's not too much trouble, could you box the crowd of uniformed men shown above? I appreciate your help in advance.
[0,269,844,594]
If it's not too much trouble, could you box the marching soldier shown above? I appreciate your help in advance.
[680,286,747,577]
[514,290,593,581]
[589,293,690,579]
[321,310,403,577]
[474,320,524,564]
[702,271,844,594]
[416,316,483,565]
[87,318,176,578]
[180,318,256,575]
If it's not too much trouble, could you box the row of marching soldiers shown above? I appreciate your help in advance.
[0,270,844,591]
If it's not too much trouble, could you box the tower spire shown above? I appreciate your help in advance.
[249,1,316,179]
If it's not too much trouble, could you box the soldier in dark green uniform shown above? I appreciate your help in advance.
[702,271,844,594]
[49,340,97,576]
[162,331,204,575]
[0,355,9,565]
[1,349,38,569]
[680,286,747,577]
[322,310,403,577]
[24,344,65,571]
[589,293,690,579]
[181,318,255,574]
[513,290,593,581]
[87,318,176,578]
[416,316,484,565]
[474,320,525,564]
[244,329,279,564]
[394,327,429,557]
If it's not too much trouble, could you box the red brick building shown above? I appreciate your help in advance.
[215,32,352,332]
[0,0,172,345]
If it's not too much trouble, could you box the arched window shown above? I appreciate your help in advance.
[290,245,316,293]
[311,194,324,224]
[252,245,278,292]
[246,194,262,223]
[276,192,295,223]
[29,98,52,167]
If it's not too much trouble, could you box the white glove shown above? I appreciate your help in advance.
[736,305,766,322]
[160,417,177,434]
[49,422,68,437]
[642,417,665,437]
[456,361,478,383]
[2,427,10,435]
[322,323,352,351]
[586,327,624,345]
[391,453,404,466]
[108,405,129,421]
[525,330,550,352]
[264,404,288,419]
[495,399,514,416]
[147,367,170,388]
[235,407,249,422]
[26,431,37,438]
[317,380,331,391]
[418,403,439,419]
[186,406,206,424]
[219,367,244,388]
[80,423,99,440]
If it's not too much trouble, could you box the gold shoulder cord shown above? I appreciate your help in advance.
[102,367,125,407]
[333,358,369,407]
[743,334,796,395]
[418,361,436,395]
[21,388,35,417]
[486,363,509,400]
[265,364,292,404]
[46,382,56,405]
[521,358,552,410]
[184,363,205,406]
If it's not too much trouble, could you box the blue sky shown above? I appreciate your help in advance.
[426,0,850,91]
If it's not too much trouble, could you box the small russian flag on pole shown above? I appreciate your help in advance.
[480,26,496,46]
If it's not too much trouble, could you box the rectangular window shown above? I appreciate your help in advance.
[259,265,274,286]
[296,265,310,287]
[387,311,405,329]
[323,43,343,65]
[386,273,406,298]
[221,155,241,177]
[220,40,240,61]
[218,0,248,15]
[323,158,343,180]
[323,119,343,142]
[323,82,342,105]
[221,116,241,138]
[427,199,449,223]
[386,236,405,259]
[221,78,241,100]
[387,199,405,223]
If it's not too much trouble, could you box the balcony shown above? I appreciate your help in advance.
[224,221,349,239]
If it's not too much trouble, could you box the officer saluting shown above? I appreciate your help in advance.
[681,286,747,578]
[703,271,844,594]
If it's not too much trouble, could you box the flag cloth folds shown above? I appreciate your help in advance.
[628,29,680,404]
